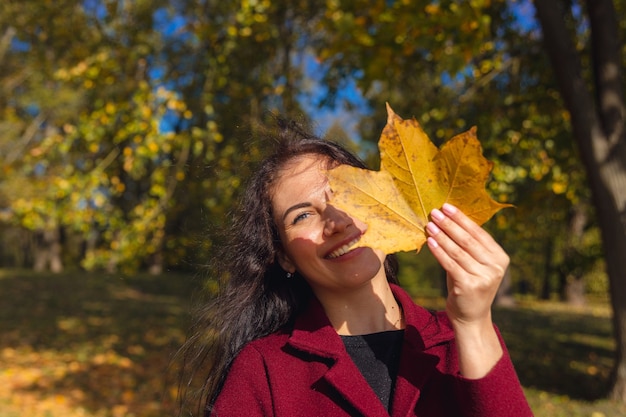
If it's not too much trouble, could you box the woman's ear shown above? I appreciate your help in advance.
[276,250,296,274]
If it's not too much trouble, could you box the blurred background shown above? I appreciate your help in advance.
[1,0,625,416]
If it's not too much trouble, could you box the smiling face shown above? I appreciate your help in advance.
[271,154,387,296]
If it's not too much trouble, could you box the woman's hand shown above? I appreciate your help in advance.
[426,203,508,378]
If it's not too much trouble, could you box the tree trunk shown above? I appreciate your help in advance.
[495,268,516,307]
[533,0,626,402]
[564,277,586,306]
[540,238,553,300]
[48,227,63,273]
[559,204,588,306]
[148,251,164,275]
[33,233,47,272]
[33,227,64,273]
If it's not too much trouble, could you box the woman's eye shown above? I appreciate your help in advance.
[293,212,311,224]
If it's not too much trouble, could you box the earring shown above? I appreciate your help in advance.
[286,272,293,278]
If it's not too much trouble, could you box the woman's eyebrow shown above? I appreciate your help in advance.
[282,202,312,221]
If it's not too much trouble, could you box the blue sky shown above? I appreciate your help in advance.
[298,53,371,140]
[302,0,540,141]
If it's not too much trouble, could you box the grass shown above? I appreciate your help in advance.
[495,301,623,417]
[0,268,200,417]
[0,269,625,416]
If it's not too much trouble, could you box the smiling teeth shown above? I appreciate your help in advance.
[327,237,360,259]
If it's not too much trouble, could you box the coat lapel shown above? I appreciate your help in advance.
[286,285,455,417]
[323,353,390,417]
[390,285,455,417]
[390,327,440,417]
[288,298,389,417]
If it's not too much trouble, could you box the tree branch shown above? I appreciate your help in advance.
[5,113,46,165]
[0,26,16,64]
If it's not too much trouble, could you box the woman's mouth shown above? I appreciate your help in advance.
[326,237,361,259]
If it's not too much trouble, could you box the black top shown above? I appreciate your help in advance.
[341,330,405,412]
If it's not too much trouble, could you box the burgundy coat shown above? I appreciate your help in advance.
[210,284,533,416]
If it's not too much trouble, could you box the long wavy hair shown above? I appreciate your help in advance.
[177,120,399,415]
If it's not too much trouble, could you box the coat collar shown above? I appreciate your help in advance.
[288,297,388,415]
[287,284,455,416]
[390,285,453,416]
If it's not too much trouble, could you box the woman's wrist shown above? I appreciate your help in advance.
[452,316,503,379]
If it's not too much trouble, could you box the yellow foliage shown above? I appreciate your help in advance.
[552,182,567,195]
[147,142,159,153]
[141,106,152,119]
[425,4,440,15]
[105,102,116,114]
[92,193,106,208]
[327,104,510,254]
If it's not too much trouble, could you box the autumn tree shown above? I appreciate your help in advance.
[0,0,198,273]
[311,0,594,302]
[0,0,106,272]
[0,0,327,273]
[532,0,626,402]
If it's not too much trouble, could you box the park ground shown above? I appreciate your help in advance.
[0,269,625,417]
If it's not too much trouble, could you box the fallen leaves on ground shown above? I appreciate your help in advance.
[2,270,626,417]
[0,270,193,417]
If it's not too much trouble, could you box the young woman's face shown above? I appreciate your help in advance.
[271,154,387,295]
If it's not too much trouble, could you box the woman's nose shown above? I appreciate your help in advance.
[323,205,353,236]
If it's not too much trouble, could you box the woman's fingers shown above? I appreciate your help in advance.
[432,205,500,258]
[426,204,509,323]
[427,204,508,272]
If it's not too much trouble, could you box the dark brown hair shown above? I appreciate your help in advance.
[177,120,399,415]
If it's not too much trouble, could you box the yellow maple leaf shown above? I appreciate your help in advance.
[327,104,511,254]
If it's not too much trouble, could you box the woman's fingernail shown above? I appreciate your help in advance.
[431,208,445,221]
[426,222,440,236]
[442,203,458,215]
[427,237,439,248]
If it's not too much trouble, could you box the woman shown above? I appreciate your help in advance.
[181,122,532,416]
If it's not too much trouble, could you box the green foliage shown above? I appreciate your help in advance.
[0,0,618,305]
[310,0,607,300]
[0,0,315,273]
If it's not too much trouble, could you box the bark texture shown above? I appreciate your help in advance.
[533,0,626,402]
